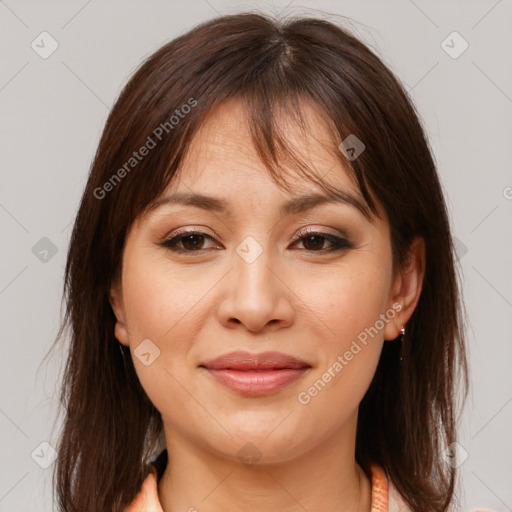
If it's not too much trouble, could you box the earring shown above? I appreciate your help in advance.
[399,325,405,362]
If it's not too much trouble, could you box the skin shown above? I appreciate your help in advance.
[110,98,426,512]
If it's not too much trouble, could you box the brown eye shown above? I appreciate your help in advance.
[301,235,328,251]
[159,231,217,253]
[293,231,353,252]
[159,229,353,255]
[180,234,207,251]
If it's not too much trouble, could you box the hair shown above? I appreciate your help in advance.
[49,11,468,512]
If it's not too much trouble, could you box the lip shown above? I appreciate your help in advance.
[200,350,310,371]
[199,351,311,397]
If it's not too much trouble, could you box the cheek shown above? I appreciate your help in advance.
[120,251,214,398]
[292,260,390,420]
[121,251,212,343]
[304,260,391,348]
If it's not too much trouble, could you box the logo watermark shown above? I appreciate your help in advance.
[94,97,197,200]
[297,302,403,405]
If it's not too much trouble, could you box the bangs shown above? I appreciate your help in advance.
[141,90,378,224]
[243,90,377,221]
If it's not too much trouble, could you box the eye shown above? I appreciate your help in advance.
[158,230,219,253]
[291,229,354,253]
[158,228,353,255]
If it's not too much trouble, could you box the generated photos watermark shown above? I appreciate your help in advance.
[297,302,403,405]
[94,97,197,200]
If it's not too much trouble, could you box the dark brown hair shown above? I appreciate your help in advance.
[49,11,468,512]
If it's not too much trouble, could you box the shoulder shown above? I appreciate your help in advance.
[375,464,494,512]
[387,477,411,512]
[370,463,410,512]
[123,466,164,512]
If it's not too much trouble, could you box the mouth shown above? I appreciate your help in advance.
[199,351,311,397]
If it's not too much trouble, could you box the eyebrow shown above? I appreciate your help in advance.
[150,191,371,219]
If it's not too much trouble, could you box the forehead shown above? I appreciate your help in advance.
[171,97,360,199]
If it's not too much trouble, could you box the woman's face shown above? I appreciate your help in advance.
[110,99,421,464]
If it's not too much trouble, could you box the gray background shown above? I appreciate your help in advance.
[1,0,511,510]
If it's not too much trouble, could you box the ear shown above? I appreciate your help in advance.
[109,277,129,347]
[383,236,426,341]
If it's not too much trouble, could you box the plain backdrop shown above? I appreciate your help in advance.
[0,1,511,511]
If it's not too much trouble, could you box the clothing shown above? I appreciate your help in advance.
[123,449,495,511]
[123,449,411,512]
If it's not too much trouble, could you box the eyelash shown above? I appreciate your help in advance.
[158,228,354,255]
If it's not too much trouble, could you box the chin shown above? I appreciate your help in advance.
[211,424,309,464]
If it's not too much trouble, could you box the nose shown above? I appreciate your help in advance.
[215,242,295,333]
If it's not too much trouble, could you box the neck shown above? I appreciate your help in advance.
[157,412,372,512]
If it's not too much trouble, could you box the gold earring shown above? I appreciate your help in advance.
[398,325,406,362]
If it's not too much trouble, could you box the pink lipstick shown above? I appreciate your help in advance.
[199,350,311,397]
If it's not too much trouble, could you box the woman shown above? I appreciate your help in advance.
[51,12,473,512]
